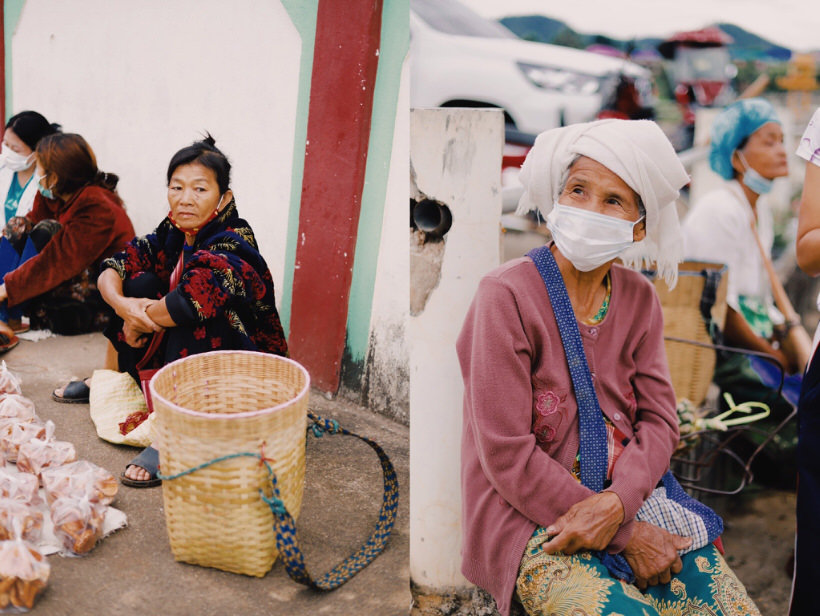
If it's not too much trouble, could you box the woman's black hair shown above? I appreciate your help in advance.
[166,132,231,194]
[731,136,751,179]
[5,111,61,151]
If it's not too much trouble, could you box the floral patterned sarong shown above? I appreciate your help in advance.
[516,527,760,616]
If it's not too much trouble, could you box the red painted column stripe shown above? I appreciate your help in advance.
[288,0,383,392]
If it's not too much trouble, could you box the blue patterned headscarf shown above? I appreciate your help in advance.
[709,98,781,180]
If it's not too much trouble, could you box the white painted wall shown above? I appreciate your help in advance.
[11,0,300,300]
[366,56,411,422]
[409,108,504,590]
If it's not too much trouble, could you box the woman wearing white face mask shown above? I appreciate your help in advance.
[0,132,135,354]
[681,98,799,490]
[457,120,760,616]
[0,111,60,226]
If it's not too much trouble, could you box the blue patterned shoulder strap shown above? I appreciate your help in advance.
[527,246,636,582]
[526,245,608,492]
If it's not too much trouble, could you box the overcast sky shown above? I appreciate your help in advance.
[457,0,820,53]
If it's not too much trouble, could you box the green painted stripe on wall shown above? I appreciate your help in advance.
[279,0,319,337]
[344,0,409,363]
[4,0,25,121]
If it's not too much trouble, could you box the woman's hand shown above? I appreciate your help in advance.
[117,297,162,348]
[2,216,30,241]
[542,491,624,555]
[622,521,692,589]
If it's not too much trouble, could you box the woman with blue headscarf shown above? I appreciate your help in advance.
[681,98,799,488]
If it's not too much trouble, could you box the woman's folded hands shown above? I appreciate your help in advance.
[622,521,692,589]
[542,491,624,555]
[118,297,162,348]
[542,491,694,589]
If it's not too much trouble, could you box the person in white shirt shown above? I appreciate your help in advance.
[0,111,61,336]
[0,111,60,227]
[681,98,798,489]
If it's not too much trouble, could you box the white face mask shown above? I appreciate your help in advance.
[546,202,643,272]
[736,150,774,195]
[0,146,34,172]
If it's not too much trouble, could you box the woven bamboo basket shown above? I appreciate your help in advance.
[651,261,728,408]
[150,350,309,577]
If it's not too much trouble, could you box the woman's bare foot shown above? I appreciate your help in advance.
[120,446,161,487]
[123,465,152,482]
[0,321,14,339]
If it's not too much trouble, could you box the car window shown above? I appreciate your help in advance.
[411,0,516,39]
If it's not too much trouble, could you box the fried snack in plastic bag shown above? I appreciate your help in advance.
[0,364,21,397]
[0,501,42,544]
[41,460,118,507]
[0,397,36,424]
[0,421,45,464]
[15,422,76,479]
[0,531,49,612]
[50,494,107,556]
[0,471,40,508]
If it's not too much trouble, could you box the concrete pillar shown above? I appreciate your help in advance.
[409,108,504,592]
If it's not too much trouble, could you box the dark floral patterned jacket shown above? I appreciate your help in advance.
[101,198,288,366]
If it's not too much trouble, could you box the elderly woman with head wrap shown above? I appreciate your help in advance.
[681,98,799,488]
[457,119,760,616]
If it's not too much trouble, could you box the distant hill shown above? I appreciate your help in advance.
[716,23,791,61]
[499,15,793,61]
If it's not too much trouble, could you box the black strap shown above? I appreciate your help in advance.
[698,267,726,346]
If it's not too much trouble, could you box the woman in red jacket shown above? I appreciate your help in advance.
[0,133,135,353]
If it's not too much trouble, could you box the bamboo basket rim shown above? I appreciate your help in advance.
[148,350,310,420]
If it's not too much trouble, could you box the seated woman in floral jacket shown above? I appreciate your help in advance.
[97,134,288,487]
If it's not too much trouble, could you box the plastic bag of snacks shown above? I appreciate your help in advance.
[0,472,40,508]
[41,461,118,507]
[0,398,36,424]
[0,526,49,612]
[50,494,107,556]
[0,421,45,464]
[0,501,41,545]
[0,364,21,397]
[16,423,76,479]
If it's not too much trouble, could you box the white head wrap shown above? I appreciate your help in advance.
[516,119,690,288]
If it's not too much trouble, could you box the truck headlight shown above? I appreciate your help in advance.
[517,62,601,95]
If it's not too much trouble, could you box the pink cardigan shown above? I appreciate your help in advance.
[457,256,679,616]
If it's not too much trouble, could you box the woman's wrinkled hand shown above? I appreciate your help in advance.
[117,297,162,347]
[622,521,692,589]
[122,321,151,348]
[542,491,624,555]
[2,216,30,241]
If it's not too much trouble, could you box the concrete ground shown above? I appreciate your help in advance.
[3,332,410,616]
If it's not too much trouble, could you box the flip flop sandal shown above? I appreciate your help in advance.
[8,319,29,335]
[121,446,162,488]
[0,334,19,354]
[51,379,90,404]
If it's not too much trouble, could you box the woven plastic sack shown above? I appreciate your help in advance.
[88,370,155,448]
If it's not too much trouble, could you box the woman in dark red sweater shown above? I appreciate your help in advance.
[0,133,135,347]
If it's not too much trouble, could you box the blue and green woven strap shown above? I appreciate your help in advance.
[157,411,399,590]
